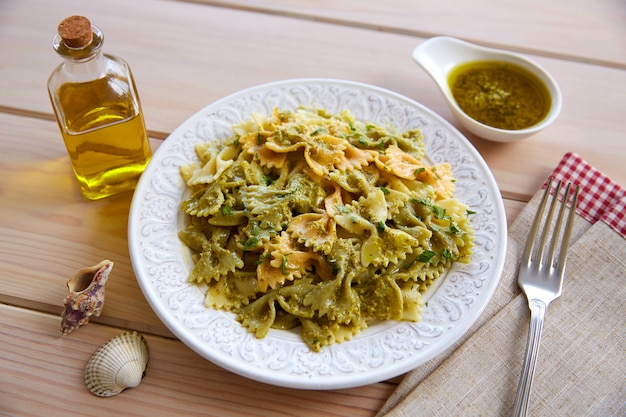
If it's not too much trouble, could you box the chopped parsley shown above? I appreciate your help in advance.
[250,222,261,236]
[254,253,271,265]
[242,237,259,250]
[281,256,289,275]
[311,128,327,136]
[433,205,449,220]
[449,222,464,235]
[417,250,437,263]
[261,175,274,186]
[220,205,234,217]
[441,249,457,262]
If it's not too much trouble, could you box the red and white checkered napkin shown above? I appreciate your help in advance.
[545,151,626,238]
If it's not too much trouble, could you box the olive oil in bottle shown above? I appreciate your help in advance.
[48,16,152,200]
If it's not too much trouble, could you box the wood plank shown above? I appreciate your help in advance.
[503,199,525,228]
[191,0,626,68]
[1,0,624,200]
[0,304,395,417]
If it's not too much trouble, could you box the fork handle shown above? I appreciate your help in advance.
[512,299,547,417]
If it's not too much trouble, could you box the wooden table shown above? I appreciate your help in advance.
[1,1,624,415]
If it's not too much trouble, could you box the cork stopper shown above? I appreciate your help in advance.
[58,15,93,48]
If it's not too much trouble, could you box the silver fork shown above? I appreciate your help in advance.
[512,178,579,417]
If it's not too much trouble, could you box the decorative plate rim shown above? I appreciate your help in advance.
[128,78,507,390]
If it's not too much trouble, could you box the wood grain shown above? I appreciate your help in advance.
[0,0,623,415]
[1,0,624,201]
[0,113,170,336]
[0,304,395,417]
[190,0,626,68]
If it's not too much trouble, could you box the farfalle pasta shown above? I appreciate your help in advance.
[178,107,474,351]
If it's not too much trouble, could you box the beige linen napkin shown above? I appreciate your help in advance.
[378,152,625,416]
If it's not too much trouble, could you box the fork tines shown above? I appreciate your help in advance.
[524,178,580,274]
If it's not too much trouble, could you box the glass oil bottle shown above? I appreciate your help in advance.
[47,16,152,200]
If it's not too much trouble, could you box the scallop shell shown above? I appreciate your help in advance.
[61,260,113,335]
[84,331,149,397]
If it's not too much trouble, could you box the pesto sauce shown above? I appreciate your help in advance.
[449,61,550,130]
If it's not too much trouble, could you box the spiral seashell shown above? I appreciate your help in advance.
[61,260,113,335]
[84,331,149,397]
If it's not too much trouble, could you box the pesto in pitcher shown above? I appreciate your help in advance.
[449,61,550,130]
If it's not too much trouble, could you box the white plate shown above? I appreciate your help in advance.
[129,78,507,390]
